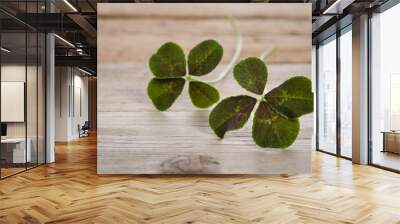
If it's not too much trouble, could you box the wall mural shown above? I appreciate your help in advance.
[98,3,313,174]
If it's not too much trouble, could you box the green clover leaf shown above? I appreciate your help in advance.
[252,101,300,148]
[188,39,223,76]
[189,81,220,108]
[264,76,313,118]
[149,42,186,78]
[233,57,268,94]
[147,78,185,111]
[209,57,313,148]
[209,95,257,138]
[147,40,223,111]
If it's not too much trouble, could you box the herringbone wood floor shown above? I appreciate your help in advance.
[1,135,400,224]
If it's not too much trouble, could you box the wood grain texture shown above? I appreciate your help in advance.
[1,136,400,223]
[97,3,311,64]
[98,63,312,174]
[97,4,312,174]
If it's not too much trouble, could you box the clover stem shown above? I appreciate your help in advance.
[186,75,194,82]
[205,15,243,84]
[186,75,201,82]
[259,46,279,62]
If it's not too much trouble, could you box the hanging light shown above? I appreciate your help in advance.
[1,47,11,53]
[63,0,78,12]
[54,34,75,48]
[78,67,94,76]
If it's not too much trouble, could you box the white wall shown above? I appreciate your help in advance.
[55,67,70,141]
[1,65,26,142]
[1,65,36,138]
[71,73,89,138]
[55,67,89,141]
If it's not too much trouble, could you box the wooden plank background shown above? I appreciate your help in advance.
[98,3,311,65]
[97,3,313,174]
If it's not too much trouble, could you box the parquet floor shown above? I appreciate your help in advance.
[1,135,400,224]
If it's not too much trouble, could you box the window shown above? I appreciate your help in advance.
[370,3,400,171]
[339,27,352,158]
[317,36,337,154]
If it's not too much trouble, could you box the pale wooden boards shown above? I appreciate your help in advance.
[97,4,312,174]
[97,63,312,174]
[97,3,311,65]
[1,136,400,223]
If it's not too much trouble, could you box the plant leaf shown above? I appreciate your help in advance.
[188,39,223,76]
[233,57,268,95]
[252,101,300,148]
[189,81,220,108]
[147,78,185,111]
[149,42,186,78]
[265,76,313,118]
[209,95,257,138]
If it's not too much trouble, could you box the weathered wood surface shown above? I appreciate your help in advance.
[98,3,311,64]
[98,63,312,174]
[97,4,312,174]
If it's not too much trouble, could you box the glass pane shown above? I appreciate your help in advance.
[27,30,38,169]
[26,0,38,169]
[318,37,337,154]
[371,4,400,171]
[38,33,45,165]
[340,29,352,158]
[0,1,46,178]
[1,31,27,177]
[312,45,317,150]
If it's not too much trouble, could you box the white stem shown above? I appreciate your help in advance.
[259,46,278,61]
[206,16,243,84]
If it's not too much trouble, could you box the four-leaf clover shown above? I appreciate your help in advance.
[209,57,313,148]
[147,40,223,111]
